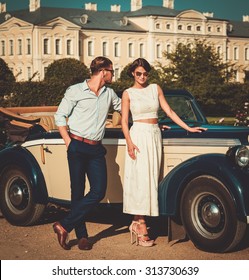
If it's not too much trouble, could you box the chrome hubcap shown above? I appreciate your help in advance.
[193,193,225,238]
[8,178,29,211]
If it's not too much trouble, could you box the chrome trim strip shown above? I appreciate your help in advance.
[22,137,241,148]
[247,216,249,224]
[102,139,126,145]
[22,138,127,147]
[162,138,241,147]
[22,139,64,147]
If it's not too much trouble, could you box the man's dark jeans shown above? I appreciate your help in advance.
[60,139,107,239]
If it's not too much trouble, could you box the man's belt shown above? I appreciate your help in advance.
[69,133,101,145]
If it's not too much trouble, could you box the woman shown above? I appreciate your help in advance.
[121,58,206,247]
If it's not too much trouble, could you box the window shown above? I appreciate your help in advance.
[18,39,22,55]
[67,40,72,55]
[114,68,119,79]
[187,25,192,31]
[226,47,230,60]
[245,48,249,61]
[156,44,162,58]
[114,42,119,57]
[44,38,49,54]
[207,26,212,32]
[27,67,31,80]
[139,43,144,58]
[235,70,239,82]
[166,23,171,30]
[27,38,31,55]
[217,46,221,57]
[102,42,107,56]
[155,23,160,29]
[196,26,201,31]
[79,40,83,56]
[128,43,133,58]
[88,41,93,56]
[55,39,60,55]
[178,25,182,30]
[44,67,48,76]
[217,26,221,32]
[234,47,239,60]
[0,40,5,56]
[9,40,13,55]
[166,44,171,53]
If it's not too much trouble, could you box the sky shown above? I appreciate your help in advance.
[2,0,249,21]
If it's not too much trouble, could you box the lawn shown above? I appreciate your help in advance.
[207,117,236,126]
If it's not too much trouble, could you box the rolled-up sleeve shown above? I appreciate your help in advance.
[54,87,77,127]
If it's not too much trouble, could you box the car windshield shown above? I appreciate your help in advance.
[158,95,198,123]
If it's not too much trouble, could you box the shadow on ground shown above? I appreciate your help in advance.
[38,203,168,247]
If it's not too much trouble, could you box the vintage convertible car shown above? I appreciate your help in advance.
[0,89,249,253]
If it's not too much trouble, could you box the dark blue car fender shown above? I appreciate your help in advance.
[0,145,48,204]
[158,153,249,220]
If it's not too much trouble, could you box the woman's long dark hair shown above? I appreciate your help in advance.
[127,58,151,78]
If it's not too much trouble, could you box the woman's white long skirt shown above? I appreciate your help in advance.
[123,122,162,216]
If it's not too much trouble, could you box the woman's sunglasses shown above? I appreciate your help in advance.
[135,71,149,77]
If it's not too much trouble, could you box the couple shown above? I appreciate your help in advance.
[53,56,205,250]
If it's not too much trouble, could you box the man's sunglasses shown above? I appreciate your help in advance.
[103,69,114,75]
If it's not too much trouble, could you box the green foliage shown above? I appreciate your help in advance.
[0,58,15,106]
[200,83,245,116]
[244,70,249,83]
[1,80,70,107]
[44,58,90,87]
[159,40,235,100]
[1,54,249,118]
[0,58,15,83]
[3,82,47,107]
[1,58,91,107]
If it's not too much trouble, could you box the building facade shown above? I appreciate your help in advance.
[0,0,249,82]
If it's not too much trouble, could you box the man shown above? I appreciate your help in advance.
[53,56,121,250]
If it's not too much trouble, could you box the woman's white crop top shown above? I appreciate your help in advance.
[126,84,159,121]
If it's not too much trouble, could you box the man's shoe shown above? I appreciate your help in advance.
[78,237,92,250]
[53,222,70,250]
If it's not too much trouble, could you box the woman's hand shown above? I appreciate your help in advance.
[188,127,207,133]
[160,125,171,131]
[127,142,140,160]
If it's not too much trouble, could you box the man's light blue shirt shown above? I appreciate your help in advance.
[54,80,121,141]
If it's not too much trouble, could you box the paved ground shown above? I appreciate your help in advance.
[1,204,249,260]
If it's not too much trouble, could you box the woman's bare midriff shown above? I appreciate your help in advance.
[133,118,158,124]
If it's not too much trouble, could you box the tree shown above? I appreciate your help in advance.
[44,58,90,86]
[0,58,15,83]
[0,58,15,105]
[159,40,235,106]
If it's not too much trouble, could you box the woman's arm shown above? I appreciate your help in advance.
[157,85,206,133]
[121,91,139,159]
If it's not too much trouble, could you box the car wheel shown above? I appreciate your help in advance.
[0,166,45,226]
[180,175,246,252]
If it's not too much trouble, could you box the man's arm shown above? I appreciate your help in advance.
[58,126,71,149]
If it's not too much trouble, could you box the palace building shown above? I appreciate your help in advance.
[0,0,249,82]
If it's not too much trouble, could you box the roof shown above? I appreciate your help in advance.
[126,5,179,17]
[227,20,249,38]
[0,7,145,32]
[0,5,249,37]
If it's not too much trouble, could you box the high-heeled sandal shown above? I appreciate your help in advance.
[129,221,154,247]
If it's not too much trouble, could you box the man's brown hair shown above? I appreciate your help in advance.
[90,56,113,74]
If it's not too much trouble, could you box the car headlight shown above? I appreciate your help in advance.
[227,145,249,168]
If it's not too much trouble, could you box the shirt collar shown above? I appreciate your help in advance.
[82,80,90,91]
[82,79,107,95]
